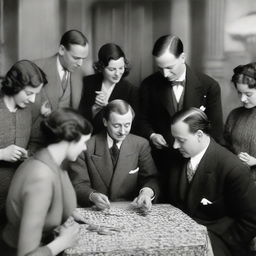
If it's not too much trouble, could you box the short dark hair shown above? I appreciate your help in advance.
[171,107,211,135]
[231,62,256,89]
[60,30,88,50]
[103,99,135,121]
[1,60,47,96]
[93,43,130,77]
[152,35,183,58]
[41,108,93,146]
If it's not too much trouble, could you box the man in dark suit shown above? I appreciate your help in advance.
[138,34,223,201]
[29,30,89,152]
[69,99,159,211]
[169,107,256,256]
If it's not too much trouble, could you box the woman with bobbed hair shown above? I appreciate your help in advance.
[224,62,256,180]
[1,108,92,256]
[0,60,47,226]
[78,43,138,133]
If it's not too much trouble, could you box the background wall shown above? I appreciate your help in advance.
[0,0,255,121]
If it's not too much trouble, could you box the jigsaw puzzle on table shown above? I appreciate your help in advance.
[64,203,209,256]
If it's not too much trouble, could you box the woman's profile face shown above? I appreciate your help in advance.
[102,57,125,85]
[236,83,256,109]
[13,84,44,108]
[66,134,91,161]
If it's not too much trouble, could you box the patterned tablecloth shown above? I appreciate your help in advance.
[64,203,212,256]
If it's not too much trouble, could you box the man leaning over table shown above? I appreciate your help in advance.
[168,107,256,256]
[68,99,159,211]
[29,29,90,153]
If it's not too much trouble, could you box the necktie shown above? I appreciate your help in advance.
[187,160,195,183]
[61,70,69,91]
[171,80,185,87]
[110,141,119,168]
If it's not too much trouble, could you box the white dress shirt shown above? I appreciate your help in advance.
[172,67,186,103]
[189,141,210,172]
[57,56,69,81]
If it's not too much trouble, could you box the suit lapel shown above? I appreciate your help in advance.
[179,160,190,203]
[110,135,135,196]
[70,70,83,109]
[91,133,114,188]
[43,56,60,110]
[109,80,125,101]
[183,65,205,109]
[158,75,176,116]
[186,140,215,215]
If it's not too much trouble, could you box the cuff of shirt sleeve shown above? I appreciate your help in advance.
[139,187,155,201]
[149,133,156,141]
[89,191,96,202]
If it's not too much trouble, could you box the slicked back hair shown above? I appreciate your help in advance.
[152,35,184,58]
[60,30,88,50]
[171,107,211,135]
[103,99,135,121]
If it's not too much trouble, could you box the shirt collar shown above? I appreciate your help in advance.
[175,66,186,82]
[57,55,66,80]
[106,133,122,149]
[190,140,209,170]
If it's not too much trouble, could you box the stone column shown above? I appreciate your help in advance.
[203,0,226,80]
[170,0,191,62]
[0,0,4,77]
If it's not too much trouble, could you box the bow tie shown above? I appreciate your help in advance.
[170,80,185,87]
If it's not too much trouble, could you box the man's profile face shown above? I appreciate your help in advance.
[103,110,133,142]
[171,120,201,158]
[59,44,89,72]
[155,50,185,81]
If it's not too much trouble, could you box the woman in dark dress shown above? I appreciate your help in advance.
[224,62,256,180]
[78,43,138,133]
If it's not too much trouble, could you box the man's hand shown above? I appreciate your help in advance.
[90,192,110,210]
[150,133,168,149]
[132,188,154,213]
[238,152,256,167]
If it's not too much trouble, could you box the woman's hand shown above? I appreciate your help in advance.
[58,222,80,248]
[72,209,89,224]
[47,221,80,255]
[95,91,108,107]
[0,145,28,162]
[238,152,256,166]
[40,100,52,117]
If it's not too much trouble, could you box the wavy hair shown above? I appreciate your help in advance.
[93,43,130,77]
[231,62,256,89]
[1,60,47,96]
[41,108,93,146]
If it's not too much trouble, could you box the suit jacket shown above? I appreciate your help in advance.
[78,73,139,134]
[3,148,76,251]
[139,65,223,144]
[68,132,159,206]
[168,139,256,256]
[34,55,84,110]
[28,55,85,153]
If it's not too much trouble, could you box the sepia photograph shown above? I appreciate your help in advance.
[1,0,256,255]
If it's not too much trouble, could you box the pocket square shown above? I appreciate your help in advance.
[200,198,212,205]
[199,105,206,111]
[129,167,139,174]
